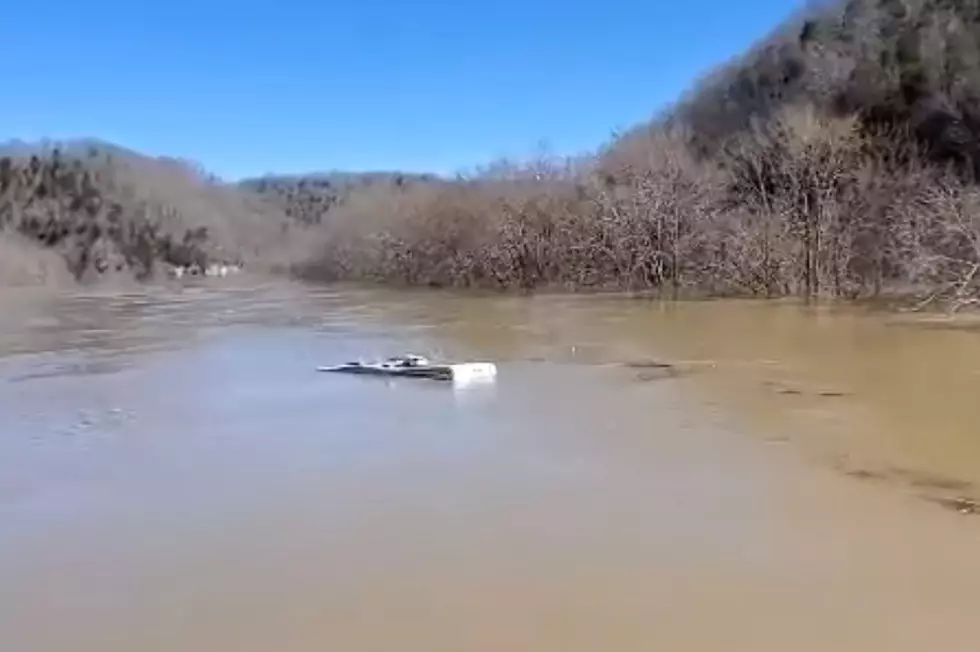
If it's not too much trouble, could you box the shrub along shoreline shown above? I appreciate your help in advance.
[295,106,980,313]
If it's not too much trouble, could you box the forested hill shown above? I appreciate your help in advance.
[663,0,980,172]
[0,141,297,285]
[238,172,439,226]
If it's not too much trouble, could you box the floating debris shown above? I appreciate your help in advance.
[317,354,498,385]
[842,468,889,482]
[623,359,675,370]
[621,358,716,383]
[763,379,851,398]
[923,495,980,516]
[833,459,980,516]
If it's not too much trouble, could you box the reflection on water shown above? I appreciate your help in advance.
[3,282,980,652]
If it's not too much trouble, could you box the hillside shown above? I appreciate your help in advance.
[294,0,980,310]
[239,172,439,226]
[668,0,980,170]
[0,142,299,286]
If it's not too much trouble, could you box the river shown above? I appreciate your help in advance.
[2,280,980,652]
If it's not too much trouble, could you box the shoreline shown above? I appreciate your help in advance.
[8,272,979,322]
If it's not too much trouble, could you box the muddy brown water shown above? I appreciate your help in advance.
[3,281,980,652]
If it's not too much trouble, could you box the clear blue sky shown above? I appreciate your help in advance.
[0,0,800,180]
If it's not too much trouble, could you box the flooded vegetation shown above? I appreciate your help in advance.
[3,281,980,651]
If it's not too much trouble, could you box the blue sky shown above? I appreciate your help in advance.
[0,0,800,180]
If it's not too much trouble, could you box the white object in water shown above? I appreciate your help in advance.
[317,354,497,384]
[447,362,497,385]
